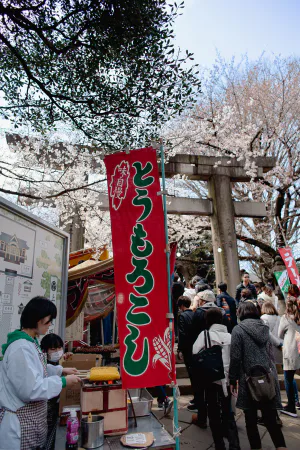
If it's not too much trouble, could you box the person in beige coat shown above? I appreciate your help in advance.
[258,286,278,309]
[261,302,283,364]
[278,297,300,417]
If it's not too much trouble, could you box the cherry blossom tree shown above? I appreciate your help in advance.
[165,55,300,277]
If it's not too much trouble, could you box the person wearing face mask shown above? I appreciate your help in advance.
[0,296,81,450]
[41,333,78,450]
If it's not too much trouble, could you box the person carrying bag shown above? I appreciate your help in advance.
[229,302,286,450]
[245,364,276,403]
[192,329,225,384]
[193,308,240,450]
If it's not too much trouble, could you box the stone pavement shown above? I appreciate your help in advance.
[154,393,300,450]
[56,392,300,449]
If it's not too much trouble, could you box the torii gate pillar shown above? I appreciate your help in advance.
[208,175,240,296]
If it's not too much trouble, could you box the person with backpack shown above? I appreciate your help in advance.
[192,308,240,450]
[190,290,227,422]
[278,296,300,418]
[216,282,237,332]
[229,302,286,450]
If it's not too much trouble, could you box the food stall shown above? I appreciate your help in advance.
[61,250,176,450]
[60,146,181,450]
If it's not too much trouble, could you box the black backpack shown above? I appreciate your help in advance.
[192,330,225,384]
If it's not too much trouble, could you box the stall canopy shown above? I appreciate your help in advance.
[67,257,115,327]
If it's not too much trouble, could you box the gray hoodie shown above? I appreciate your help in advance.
[229,319,282,410]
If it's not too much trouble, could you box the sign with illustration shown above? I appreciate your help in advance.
[0,197,69,354]
[274,270,290,298]
[105,147,171,389]
[278,247,300,287]
[0,215,36,278]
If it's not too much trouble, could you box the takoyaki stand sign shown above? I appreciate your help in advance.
[104,148,173,389]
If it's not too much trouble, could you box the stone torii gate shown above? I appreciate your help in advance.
[162,155,275,295]
[92,154,275,296]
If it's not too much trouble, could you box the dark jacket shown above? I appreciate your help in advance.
[216,292,237,331]
[191,302,228,343]
[178,309,194,353]
[235,282,257,303]
[229,318,281,410]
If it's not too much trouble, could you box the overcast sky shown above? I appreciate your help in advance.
[173,0,300,67]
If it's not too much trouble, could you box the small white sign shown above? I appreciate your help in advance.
[125,434,147,445]
[21,265,31,276]
[3,305,13,314]
[50,276,58,302]
[3,294,11,302]
[6,277,14,285]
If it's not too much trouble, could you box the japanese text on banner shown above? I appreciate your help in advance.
[104,147,174,389]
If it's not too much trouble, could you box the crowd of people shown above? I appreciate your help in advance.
[175,271,300,450]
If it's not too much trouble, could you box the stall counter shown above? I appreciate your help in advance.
[58,413,176,450]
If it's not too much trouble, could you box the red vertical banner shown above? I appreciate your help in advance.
[278,247,300,287]
[104,147,173,389]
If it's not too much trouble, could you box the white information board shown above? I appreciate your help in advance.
[0,197,69,354]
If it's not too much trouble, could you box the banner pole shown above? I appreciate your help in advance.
[159,139,180,450]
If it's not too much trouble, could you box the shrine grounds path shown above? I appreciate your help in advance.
[55,391,299,449]
[155,392,300,450]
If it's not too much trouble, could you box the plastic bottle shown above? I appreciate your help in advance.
[66,409,79,449]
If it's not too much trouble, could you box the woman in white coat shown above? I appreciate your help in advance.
[261,302,283,364]
[0,297,81,450]
[261,301,300,409]
[278,297,300,418]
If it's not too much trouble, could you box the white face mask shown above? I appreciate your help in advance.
[48,349,64,362]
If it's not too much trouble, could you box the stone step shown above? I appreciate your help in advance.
[176,363,189,379]
[174,378,193,395]
[175,355,181,365]
[148,378,193,397]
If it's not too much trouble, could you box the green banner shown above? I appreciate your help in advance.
[274,270,290,298]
